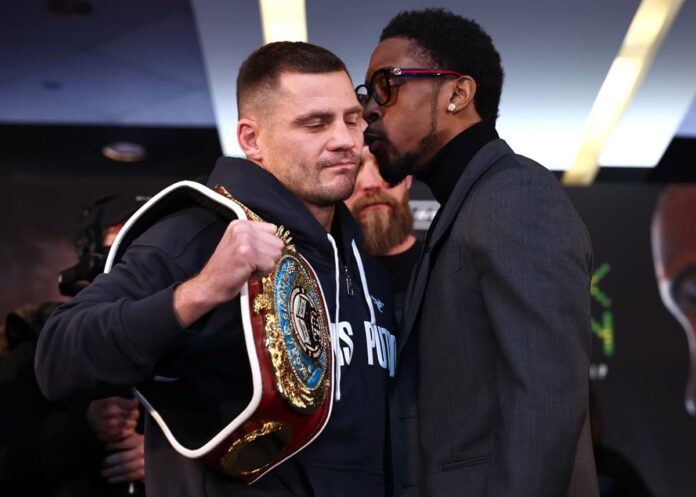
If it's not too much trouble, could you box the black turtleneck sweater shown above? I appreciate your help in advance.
[418,120,499,206]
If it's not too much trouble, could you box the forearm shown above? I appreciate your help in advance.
[36,286,185,400]
[172,218,283,327]
[35,247,189,400]
[173,274,232,328]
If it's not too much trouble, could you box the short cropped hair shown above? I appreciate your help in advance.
[237,41,348,118]
[381,8,504,121]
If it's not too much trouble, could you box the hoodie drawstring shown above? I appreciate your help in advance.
[327,234,342,401]
[325,237,379,402]
[351,240,377,326]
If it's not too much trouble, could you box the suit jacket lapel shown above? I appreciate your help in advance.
[396,139,514,363]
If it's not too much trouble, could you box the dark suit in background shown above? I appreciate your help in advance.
[391,128,598,497]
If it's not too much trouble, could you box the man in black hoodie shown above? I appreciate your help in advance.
[36,42,397,497]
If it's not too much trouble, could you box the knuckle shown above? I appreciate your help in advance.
[236,244,253,258]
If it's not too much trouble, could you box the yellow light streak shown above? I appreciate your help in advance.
[259,0,307,44]
[563,0,683,185]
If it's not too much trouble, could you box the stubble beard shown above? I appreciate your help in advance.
[376,94,440,187]
[301,152,361,207]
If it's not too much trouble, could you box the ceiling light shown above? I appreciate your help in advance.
[102,142,146,163]
[563,0,684,185]
[258,0,307,44]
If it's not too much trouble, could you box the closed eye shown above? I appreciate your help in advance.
[344,106,363,128]
[304,120,328,129]
[293,111,333,129]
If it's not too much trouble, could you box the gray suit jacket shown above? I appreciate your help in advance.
[390,139,599,497]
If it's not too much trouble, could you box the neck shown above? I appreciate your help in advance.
[304,203,335,231]
[441,115,482,147]
[382,233,416,256]
[414,116,482,172]
[417,119,498,205]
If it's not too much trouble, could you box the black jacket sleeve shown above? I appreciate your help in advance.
[35,243,191,401]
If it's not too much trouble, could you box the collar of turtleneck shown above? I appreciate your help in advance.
[417,120,499,205]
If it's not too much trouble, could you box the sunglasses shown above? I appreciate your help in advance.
[355,67,464,107]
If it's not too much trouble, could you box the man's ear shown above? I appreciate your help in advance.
[447,76,477,114]
[237,118,262,161]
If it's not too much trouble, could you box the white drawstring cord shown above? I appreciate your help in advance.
[351,239,377,331]
[324,237,379,401]
[352,242,395,376]
[327,234,342,401]
[352,241,395,376]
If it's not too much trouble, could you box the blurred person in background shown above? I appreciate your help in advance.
[345,146,423,496]
[345,146,420,321]
[0,193,147,497]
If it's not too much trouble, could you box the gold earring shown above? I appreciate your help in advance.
[447,103,456,112]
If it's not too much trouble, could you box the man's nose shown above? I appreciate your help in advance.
[361,162,388,191]
[329,120,360,150]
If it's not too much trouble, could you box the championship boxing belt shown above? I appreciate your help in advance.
[104,181,334,483]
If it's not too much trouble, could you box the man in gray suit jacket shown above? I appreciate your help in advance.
[356,9,599,497]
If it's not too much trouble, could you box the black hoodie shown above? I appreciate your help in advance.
[36,158,398,497]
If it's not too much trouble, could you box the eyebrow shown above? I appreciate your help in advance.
[293,111,334,126]
[292,106,363,125]
[345,105,363,117]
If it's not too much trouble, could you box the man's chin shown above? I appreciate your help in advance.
[330,178,358,204]
[378,160,410,187]
[367,139,382,156]
[370,140,411,186]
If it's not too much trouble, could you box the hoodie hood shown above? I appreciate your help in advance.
[207,157,363,273]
